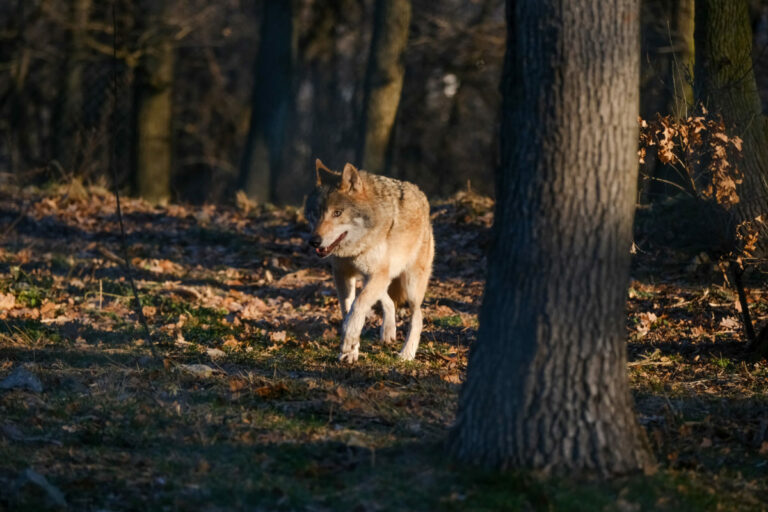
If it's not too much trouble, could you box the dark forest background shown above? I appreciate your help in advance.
[1,0,767,206]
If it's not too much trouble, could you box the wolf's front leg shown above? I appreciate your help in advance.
[339,271,390,363]
[332,259,357,317]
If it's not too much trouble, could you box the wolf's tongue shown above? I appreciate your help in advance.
[316,231,347,257]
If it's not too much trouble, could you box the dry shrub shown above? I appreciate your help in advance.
[638,108,761,261]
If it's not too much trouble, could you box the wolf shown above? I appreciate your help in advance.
[305,159,434,363]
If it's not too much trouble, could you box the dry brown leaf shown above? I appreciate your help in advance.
[0,293,16,310]
[255,382,288,399]
[228,378,247,393]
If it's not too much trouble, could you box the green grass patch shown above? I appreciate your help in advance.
[433,315,463,328]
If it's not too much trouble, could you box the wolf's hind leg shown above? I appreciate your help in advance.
[379,292,397,344]
[399,264,432,361]
[400,306,423,361]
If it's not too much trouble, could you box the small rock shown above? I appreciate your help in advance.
[206,348,226,360]
[177,363,220,378]
[0,367,43,393]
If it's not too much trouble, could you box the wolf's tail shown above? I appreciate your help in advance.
[387,275,408,306]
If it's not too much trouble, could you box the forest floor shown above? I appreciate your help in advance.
[0,182,767,511]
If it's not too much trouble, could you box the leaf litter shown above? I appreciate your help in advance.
[0,183,766,510]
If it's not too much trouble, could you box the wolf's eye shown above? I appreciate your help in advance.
[332,209,343,217]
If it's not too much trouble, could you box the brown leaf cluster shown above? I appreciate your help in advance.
[735,217,764,259]
[639,110,744,208]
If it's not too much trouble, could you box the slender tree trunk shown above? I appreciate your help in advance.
[449,0,653,476]
[306,2,342,172]
[53,0,91,171]
[9,0,32,173]
[239,0,294,204]
[695,0,768,253]
[133,1,174,205]
[356,0,411,173]
[670,0,695,119]
[640,0,695,203]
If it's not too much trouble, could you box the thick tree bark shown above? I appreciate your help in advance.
[53,0,91,171]
[133,2,174,205]
[356,0,411,173]
[449,0,653,476]
[239,0,294,204]
[695,0,768,253]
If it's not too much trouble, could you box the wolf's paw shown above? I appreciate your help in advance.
[398,346,416,361]
[380,322,397,344]
[338,345,360,363]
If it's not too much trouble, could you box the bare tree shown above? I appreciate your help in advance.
[356,0,411,173]
[239,0,295,204]
[53,0,91,172]
[133,0,174,205]
[449,0,653,475]
[670,0,695,119]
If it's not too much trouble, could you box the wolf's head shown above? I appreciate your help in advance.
[305,159,372,258]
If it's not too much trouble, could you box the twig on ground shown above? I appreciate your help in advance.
[0,201,30,241]
[729,260,756,346]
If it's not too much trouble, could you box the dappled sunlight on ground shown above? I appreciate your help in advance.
[0,184,766,509]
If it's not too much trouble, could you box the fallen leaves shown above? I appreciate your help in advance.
[255,382,288,399]
[0,292,15,310]
[228,377,247,393]
[239,297,267,320]
[719,316,741,331]
[1,183,767,510]
[635,311,659,337]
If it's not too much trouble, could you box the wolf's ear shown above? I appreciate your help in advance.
[315,159,340,186]
[341,163,363,194]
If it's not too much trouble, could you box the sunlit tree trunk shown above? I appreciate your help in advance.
[356,0,411,173]
[449,0,653,476]
[239,0,294,204]
[133,1,174,205]
[53,0,91,172]
[695,0,768,253]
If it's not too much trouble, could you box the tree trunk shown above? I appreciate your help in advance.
[239,0,294,204]
[694,0,768,254]
[53,0,91,172]
[670,0,695,119]
[9,0,32,173]
[356,0,411,173]
[640,0,695,203]
[449,0,653,476]
[133,2,174,205]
